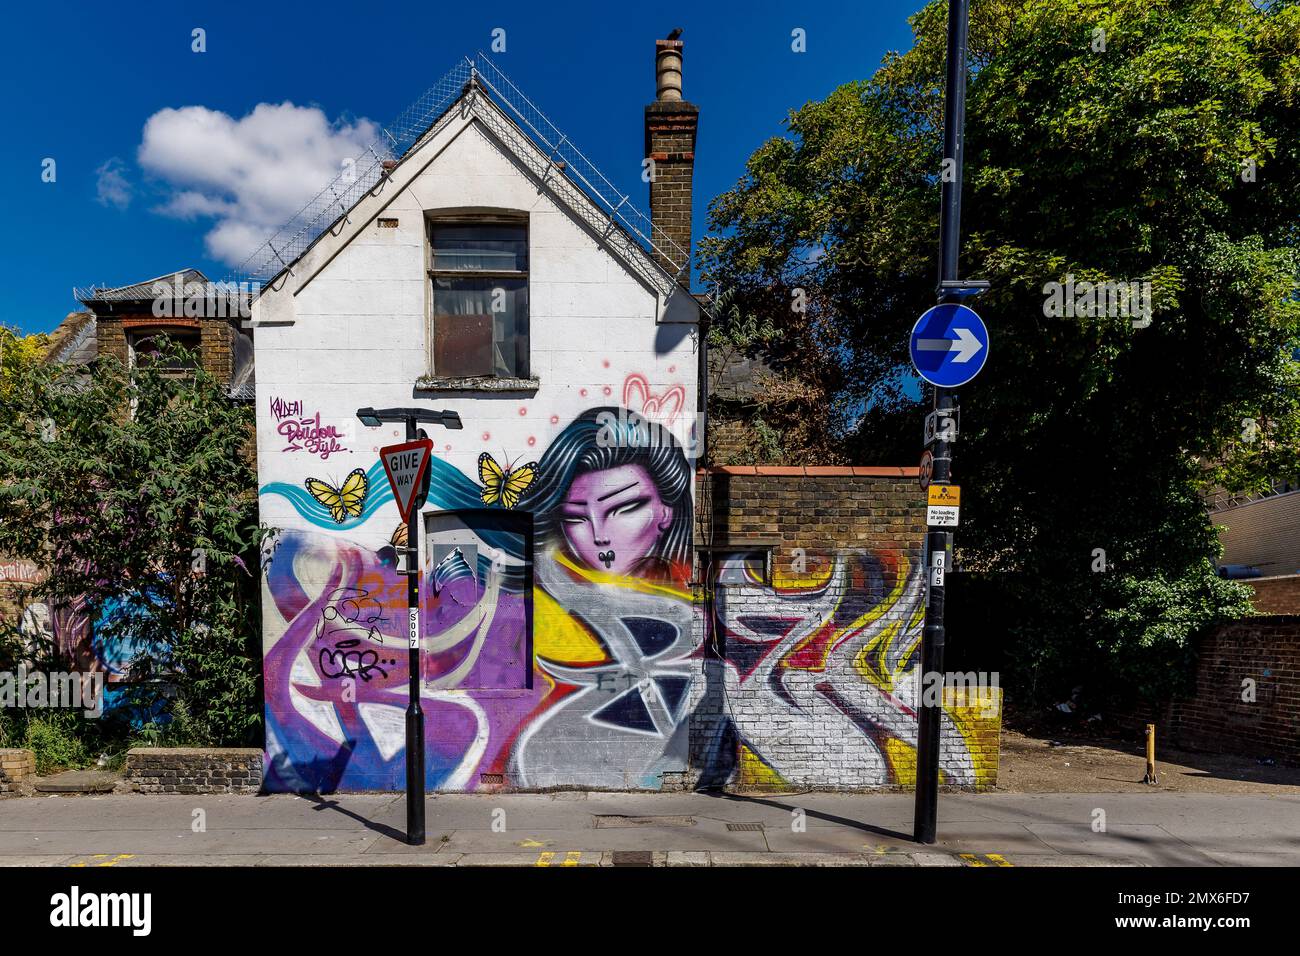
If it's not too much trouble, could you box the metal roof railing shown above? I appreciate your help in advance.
[225,53,688,291]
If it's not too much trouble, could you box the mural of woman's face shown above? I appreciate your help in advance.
[560,463,673,576]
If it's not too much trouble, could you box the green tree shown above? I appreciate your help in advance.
[701,0,1300,704]
[0,324,50,399]
[0,338,265,745]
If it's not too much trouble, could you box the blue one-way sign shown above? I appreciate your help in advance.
[909,303,989,388]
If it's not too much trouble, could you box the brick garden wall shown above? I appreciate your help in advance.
[126,748,263,794]
[0,749,35,793]
[1117,616,1300,766]
[687,466,1001,791]
[1247,575,1300,616]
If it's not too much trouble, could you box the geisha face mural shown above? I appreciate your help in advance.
[522,407,694,584]
[559,464,674,575]
[259,403,699,792]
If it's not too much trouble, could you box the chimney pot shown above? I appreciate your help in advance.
[655,40,683,102]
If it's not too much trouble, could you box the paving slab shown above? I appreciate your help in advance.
[435,823,768,854]
[1023,823,1218,866]
[34,770,120,794]
[708,852,872,867]
[0,791,1294,865]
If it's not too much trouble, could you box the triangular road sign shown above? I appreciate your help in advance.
[380,439,433,522]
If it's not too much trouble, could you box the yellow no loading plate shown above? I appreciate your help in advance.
[927,484,960,506]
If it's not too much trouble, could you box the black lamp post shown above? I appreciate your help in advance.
[355,406,462,845]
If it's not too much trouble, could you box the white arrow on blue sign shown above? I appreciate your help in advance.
[909,303,990,388]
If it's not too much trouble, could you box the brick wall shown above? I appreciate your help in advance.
[1248,575,1300,616]
[126,748,263,794]
[687,466,1001,791]
[0,749,35,793]
[94,313,237,385]
[1115,616,1300,766]
[645,95,698,277]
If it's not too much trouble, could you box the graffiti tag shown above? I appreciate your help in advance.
[271,397,349,460]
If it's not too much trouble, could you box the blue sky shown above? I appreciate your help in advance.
[2,0,925,334]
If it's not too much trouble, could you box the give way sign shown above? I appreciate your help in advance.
[380,439,433,522]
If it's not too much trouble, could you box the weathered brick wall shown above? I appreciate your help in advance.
[0,749,36,793]
[199,318,235,384]
[688,466,1002,791]
[1248,575,1300,616]
[1113,616,1300,766]
[95,315,128,365]
[126,748,263,794]
[94,313,237,385]
[645,92,698,277]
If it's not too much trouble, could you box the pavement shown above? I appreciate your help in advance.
[1,790,1298,867]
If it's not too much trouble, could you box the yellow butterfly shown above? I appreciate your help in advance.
[478,453,537,509]
[305,468,369,523]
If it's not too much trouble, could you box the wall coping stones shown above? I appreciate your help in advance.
[700,465,921,478]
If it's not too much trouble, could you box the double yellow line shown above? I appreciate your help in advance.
[535,850,583,867]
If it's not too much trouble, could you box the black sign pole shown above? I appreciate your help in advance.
[914,0,971,845]
[403,419,426,846]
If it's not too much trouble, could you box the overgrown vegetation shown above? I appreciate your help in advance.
[702,0,1300,705]
[0,336,265,769]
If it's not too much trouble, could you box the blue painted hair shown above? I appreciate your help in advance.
[520,407,693,571]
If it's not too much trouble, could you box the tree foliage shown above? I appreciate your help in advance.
[0,339,265,745]
[701,0,1300,703]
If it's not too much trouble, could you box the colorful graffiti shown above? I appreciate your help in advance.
[259,403,997,792]
[261,406,698,791]
[697,550,998,790]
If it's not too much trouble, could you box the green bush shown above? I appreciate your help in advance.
[23,712,90,775]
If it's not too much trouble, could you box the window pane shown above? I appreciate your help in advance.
[129,332,200,372]
[431,224,527,272]
[433,277,528,378]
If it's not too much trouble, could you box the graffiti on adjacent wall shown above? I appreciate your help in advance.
[697,550,997,790]
[270,396,351,460]
[0,560,45,585]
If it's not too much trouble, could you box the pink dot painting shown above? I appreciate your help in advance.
[518,407,527,416]
[580,388,588,397]
[482,432,491,441]
[527,436,537,446]
[550,415,559,425]
[603,386,612,396]
[602,359,610,368]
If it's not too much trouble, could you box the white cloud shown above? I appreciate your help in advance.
[138,102,380,266]
[95,158,132,210]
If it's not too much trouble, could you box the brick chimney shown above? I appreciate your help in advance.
[644,33,699,282]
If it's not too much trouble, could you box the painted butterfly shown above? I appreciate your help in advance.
[478,452,537,509]
[304,468,369,523]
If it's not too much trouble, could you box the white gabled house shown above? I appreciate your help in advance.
[252,43,706,792]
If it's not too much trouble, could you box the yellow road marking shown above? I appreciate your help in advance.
[986,853,1013,867]
[960,853,1011,867]
[561,851,581,866]
[70,853,135,868]
[959,853,987,867]
[536,851,555,866]
[517,839,549,848]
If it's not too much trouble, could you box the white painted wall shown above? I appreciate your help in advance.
[252,94,700,552]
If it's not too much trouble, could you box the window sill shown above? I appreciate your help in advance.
[415,374,540,393]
